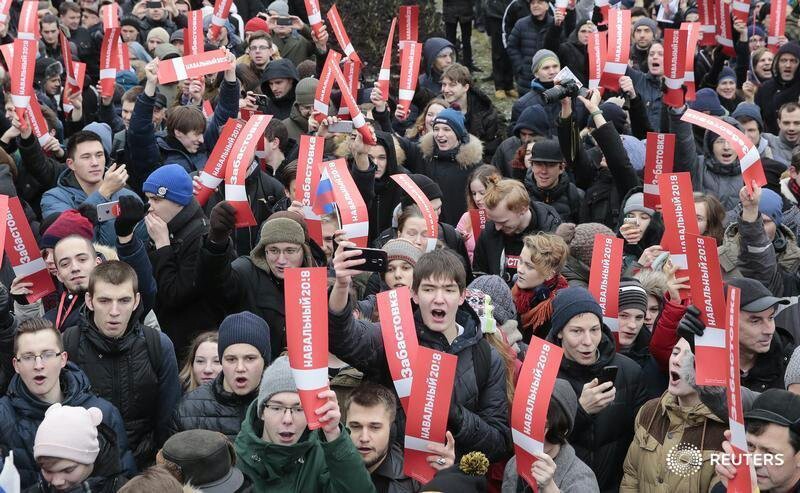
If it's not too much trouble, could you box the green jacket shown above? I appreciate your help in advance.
[234,400,376,493]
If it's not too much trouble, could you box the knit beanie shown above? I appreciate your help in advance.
[217,311,271,362]
[433,108,468,143]
[142,164,194,206]
[689,88,727,117]
[266,0,289,15]
[569,223,613,266]
[257,356,297,414]
[550,378,578,432]
[633,17,657,34]
[758,188,784,226]
[704,116,745,153]
[731,102,765,130]
[83,122,112,155]
[383,238,422,266]
[120,16,143,32]
[421,452,489,492]
[468,275,517,324]
[747,25,766,39]
[40,209,95,249]
[34,404,103,464]
[146,27,169,45]
[530,49,559,77]
[549,287,604,341]
[589,101,628,134]
[244,16,270,34]
[786,347,800,389]
[623,192,655,216]
[294,77,318,106]
[621,135,646,171]
[261,217,306,246]
[717,66,736,85]
[619,278,648,314]
[154,42,181,61]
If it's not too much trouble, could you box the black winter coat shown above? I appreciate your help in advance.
[754,43,800,134]
[443,0,474,22]
[506,13,555,90]
[741,327,796,393]
[544,20,588,86]
[170,373,256,441]
[524,171,584,223]
[465,89,507,162]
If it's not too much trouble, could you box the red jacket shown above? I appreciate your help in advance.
[649,294,688,373]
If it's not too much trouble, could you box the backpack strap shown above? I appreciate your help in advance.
[472,337,492,394]
[141,326,164,377]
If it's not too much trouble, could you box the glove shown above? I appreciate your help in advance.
[114,195,146,237]
[208,201,237,244]
[677,305,705,351]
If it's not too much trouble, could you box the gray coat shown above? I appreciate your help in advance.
[763,132,797,167]
[501,443,600,493]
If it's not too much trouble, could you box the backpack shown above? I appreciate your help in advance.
[63,325,163,376]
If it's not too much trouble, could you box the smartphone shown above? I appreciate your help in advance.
[97,201,121,222]
[328,120,355,134]
[276,16,293,26]
[623,217,639,225]
[344,246,388,273]
[597,366,618,386]
[146,1,162,8]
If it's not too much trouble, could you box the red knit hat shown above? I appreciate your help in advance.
[244,17,270,35]
[40,209,94,249]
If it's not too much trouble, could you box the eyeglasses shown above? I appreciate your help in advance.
[264,404,304,416]
[15,351,63,365]
[250,45,272,52]
[266,247,302,258]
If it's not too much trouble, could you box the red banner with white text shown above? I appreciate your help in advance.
[643,133,676,209]
[392,174,438,251]
[397,42,423,120]
[588,234,623,333]
[208,0,233,41]
[157,49,233,84]
[327,4,360,63]
[377,17,397,99]
[313,50,342,122]
[225,115,271,227]
[663,28,687,108]
[660,172,699,298]
[5,196,55,302]
[196,119,244,206]
[185,10,204,56]
[304,0,324,36]
[398,5,418,49]
[377,287,420,413]
[681,22,700,101]
[599,8,631,91]
[322,158,369,247]
[587,30,606,90]
[294,135,324,245]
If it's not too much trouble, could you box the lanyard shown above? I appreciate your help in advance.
[55,291,78,331]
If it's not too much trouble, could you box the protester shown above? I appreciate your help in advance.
[178,331,221,393]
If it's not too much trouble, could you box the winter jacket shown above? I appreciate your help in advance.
[618,326,668,401]
[546,326,648,492]
[417,133,483,226]
[259,59,299,120]
[501,443,599,492]
[464,88,507,162]
[762,132,797,167]
[282,104,310,142]
[329,301,512,462]
[443,0,474,22]
[620,392,726,493]
[234,400,376,492]
[0,363,136,488]
[62,311,181,469]
[370,443,420,493]
[543,12,587,86]
[170,373,256,442]
[510,80,561,133]
[649,295,688,373]
[506,13,555,91]
[627,67,663,132]
[40,168,144,246]
[755,42,800,134]
[472,202,562,283]
[562,255,590,288]
[15,134,64,218]
[740,326,796,392]
[418,38,456,96]
[524,171,584,223]
[270,29,320,68]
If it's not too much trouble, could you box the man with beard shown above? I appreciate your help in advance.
[756,42,800,134]
[259,59,299,120]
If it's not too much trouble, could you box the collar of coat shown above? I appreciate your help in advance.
[419,133,483,168]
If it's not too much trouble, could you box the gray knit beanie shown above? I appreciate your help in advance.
[217,311,271,362]
[257,356,297,414]
[550,378,578,433]
[786,347,800,389]
[261,217,306,246]
[569,223,614,267]
[619,278,648,314]
[468,275,516,324]
[530,49,559,77]
[383,238,423,267]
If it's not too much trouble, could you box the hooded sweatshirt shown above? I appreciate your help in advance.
[418,38,456,95]
[260,59,300,120]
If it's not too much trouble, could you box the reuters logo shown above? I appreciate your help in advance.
[666,443,703,477]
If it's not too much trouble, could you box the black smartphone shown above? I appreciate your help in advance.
[344,246,388,273]
[146,1,162,8]
[249,93,270,110]
[276,16,293,26]
[597,366,618,386]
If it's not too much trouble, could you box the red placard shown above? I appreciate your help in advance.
[196,118,244,206]
[377,17,397,99]
[587,30,606,90]
[659,172,699,298]
[26,98,53,147]
[59,31,73,82]
[17,1,38,40]
[587,234,623,333]
[681,109,767,194]
[225,115,271,227]
[768,0,787,53]
[185,10,204,56]
[99,28,119,98]
[397,42,423,120]
[337,59,362,119]
[398,5,418,49]
[321,159,369,247]
[304,0,324,36]
[731,0,749,24]
[685,234,727,386]
[313,50,342,122]
[327,4,361,63]
[377,287,420,413]
[330,61,376,145]
[391,174,438,251]
[643,133,676,209]
[208,0,233,42]
[101,3,119,29]
[663,29,688,108]
[294,135,324,245]
[115,33,131,72]
[157,49,233,84]
[62,61,86,114]
[284,267,330,429]
[511,337,563,491]
[697,0,716,45]
[470,209,486,242]
[681,23,700,101]
[403,347,457,483]
[594,0,609,25]
[5,197,55,303]
[10,39,36,128]
[715,1,735,57]
[599,8,631,91]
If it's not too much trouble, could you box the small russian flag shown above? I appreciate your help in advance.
[313,167,336,216]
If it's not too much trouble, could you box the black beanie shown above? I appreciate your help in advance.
[217,311,271,363]
[548,287,604,341]
[400,174,443,208]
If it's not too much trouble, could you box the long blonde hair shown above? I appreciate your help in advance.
[179,331,219,392]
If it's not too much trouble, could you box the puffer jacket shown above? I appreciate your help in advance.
[620,392,726,493]
[0,363,136,488]
[418,38,456,96]
[418,133,483,226]
[506,13,555,91]
[234,401,376,492]
[524,171,584,223]
[63,311,181,469]
[546,326,648,492]
[329,301,512,462]
[170,373,256,441]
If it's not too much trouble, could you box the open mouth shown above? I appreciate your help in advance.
[357,447,373,455]
[430,309,446,323]
[720,152,735,161]
[234,376,248,388]
[669,371,680,384]
[578,350,593,359]
[278,431,296,443]
[33,375,46,385]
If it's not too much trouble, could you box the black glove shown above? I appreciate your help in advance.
[114,195,146,238]
[208,201,237,244]
[677,305,705,351]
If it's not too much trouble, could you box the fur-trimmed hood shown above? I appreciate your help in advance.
[419,133,484,169]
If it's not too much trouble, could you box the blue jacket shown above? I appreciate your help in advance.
[128,80,241,174]
[0,362,137,488]
[40,169,146,246]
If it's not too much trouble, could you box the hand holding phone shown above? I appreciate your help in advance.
[343,246,387,272]
[597,365,618,386]
[97,201,121,222]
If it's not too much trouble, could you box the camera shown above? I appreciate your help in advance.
[541,78,589,104]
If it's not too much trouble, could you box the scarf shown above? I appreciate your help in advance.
[512,274,569,338]
[790,177,800,204]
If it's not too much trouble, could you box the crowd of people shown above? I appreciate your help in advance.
[0,0,799,491]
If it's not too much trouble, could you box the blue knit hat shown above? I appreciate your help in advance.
[548,287,604,341]
[717,66,736,85]
[689,88,727,117]
[433,108,468,143]
[747,25,766,39]
[759,188,784,227]
[217,311,272,362]
[732,102,765,131]
[142,164,194,206]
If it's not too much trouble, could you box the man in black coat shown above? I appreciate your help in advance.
[755,42,800,134]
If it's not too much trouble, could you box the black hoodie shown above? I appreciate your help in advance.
[754,42,800,134]
[260,59,300,120]
[369,131,409,241]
